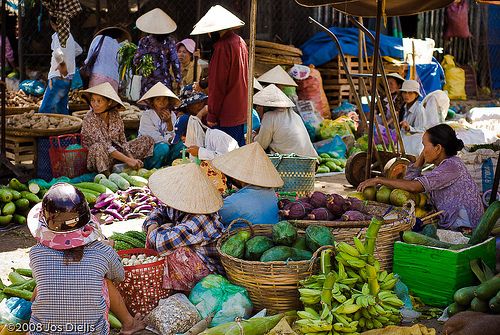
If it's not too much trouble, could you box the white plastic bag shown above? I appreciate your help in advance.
[125,75,142,101]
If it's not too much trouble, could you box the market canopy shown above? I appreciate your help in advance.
[294,0,455,17]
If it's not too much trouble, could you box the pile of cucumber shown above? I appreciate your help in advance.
[317,152,346,174]
[0,178,43,227]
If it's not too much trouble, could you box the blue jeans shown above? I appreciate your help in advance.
[144,141,185,169]
[39,78,71,115]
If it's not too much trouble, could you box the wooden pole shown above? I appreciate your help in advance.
[1,0,6,155]
[246,0,257,144]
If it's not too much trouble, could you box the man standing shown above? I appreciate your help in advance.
[39,16,82,115]
[191,5,248,147]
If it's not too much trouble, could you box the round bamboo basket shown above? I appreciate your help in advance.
[289,201,415,271]
[69,102,89,112]
[255,46,303,57]
[6,113,83,137]
[255,40,303,56]
[123,119,140,130]
[72,110,89,119]
[216,219,334,314]
[6,106,39,115]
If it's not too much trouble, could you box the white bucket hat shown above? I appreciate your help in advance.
[253,84,295,108]
[400,80,422,97]
[82,82,124,107]
[148,163,223,214]
[136,8,177,35]
[137,82,180,105]
[211,142,284,188]
[191,5,245,35]
[253,78,263,91]
[258,65,298,87]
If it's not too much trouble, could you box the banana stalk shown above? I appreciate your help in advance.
[364,216,384,256]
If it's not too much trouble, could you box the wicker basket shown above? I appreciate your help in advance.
[6,106,39,115]
[6,114,82,137]
[216,219,334,314]
[269,154,317,197]
[116,248,171,315]
[68,102,88,112]
[290,201,415,271]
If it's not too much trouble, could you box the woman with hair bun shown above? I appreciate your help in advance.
[358,124,483,231]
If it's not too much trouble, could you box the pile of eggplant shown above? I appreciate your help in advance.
[91,187,159,223]
[279,191,373,221]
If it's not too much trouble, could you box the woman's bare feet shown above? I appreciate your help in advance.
[119,313,146,335]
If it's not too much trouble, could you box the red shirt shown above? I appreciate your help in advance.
[207,31,248,127]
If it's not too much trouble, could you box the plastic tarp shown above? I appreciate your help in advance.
[300,27,404,67]
[415,59,446,95]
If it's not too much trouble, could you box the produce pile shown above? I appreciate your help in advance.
[295,217,404,334]
[0,178,42,227]
[120,103,143,122]
[111,231,147,251]
[279,191,372,221]
[221,221,334,262]
[68,89,86,104]
[317,152,346,174]
[6,111,81,130]
[6,90,41,108]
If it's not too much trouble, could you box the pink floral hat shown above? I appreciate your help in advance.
[27,203,104,250]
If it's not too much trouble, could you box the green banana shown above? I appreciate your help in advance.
[305,307,321,319]
[377,270,388,282]
[336,242,360,257]
[353,236,366,255]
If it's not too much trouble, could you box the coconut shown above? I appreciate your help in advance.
[362,186,377,201]
[389,189,413,207]
[376,186,392,204]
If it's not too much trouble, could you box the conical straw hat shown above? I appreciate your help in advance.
[191,5,245,35]
[82,82,124,107]
[136,8,177,35]
[258,65,297,87]
[211,142,284,188]
[253,78,263,91]
[253,84,295,108]
[386,72,405,83]
[137,82,180,104]
[148,163,223,214]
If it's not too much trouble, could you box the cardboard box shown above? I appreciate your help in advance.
[393,237,496,307]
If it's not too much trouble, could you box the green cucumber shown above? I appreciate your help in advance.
[108,312,122,329]
[74,182,107,194]
[13,214,27,225]
[94,174,107,183]
[108,173,130,191]
[3,287,33,300]
[99,179,119,193]
[8,272,28,285]
[119,173,148,187]
[0,215,13,226]
[14,198,30,211]
[475,276,500,301]
[20,191,41,204]
[8,178,28,192]
[14,268,33,277]
[454,286,477,306]
[470,297,490,312]
[2,202,16,216]
[81,191,97,205]
[401,231,455,249]
[469,201,500,245]
[0,189,13,202]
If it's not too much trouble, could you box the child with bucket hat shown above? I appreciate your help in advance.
[143,164,226,290]
[400,79,439,133]
[254,84,318,158]
[212,142,284,227]
[80,82,155,173]
[191,5,248,146]
[137,82,184,168]
[27,183,145,334]
[134,8,181,95]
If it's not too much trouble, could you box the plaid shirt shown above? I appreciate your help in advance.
[143,206,225,273]
[41,0,82,47]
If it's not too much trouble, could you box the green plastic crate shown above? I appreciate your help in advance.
[393,237,496,307]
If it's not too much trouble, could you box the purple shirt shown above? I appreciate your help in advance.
[406,156,483,230]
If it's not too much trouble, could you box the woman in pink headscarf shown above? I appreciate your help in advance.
[173,38,202,92]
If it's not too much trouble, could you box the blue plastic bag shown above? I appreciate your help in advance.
[70,68,83,90]
[189,274,253,327]
[314,135,347,158]
[19,80,45,96]
[0,297,32,323]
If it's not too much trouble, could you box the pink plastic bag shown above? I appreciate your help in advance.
[297,65,331,119]
[444,1,472,39]
[163,247,211,292]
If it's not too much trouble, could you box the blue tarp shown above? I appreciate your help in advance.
[300,27,405,67]
[488,5,500,90]
[415,59,445,95]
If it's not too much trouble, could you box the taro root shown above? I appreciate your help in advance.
[346,197,367,212]
[279,201,314,219]
[341,210,371,221]
[326,194,346,216]
[278,198,292,210]
[307,207,334,221]
[309,191,328,209]
[298,197,311,204]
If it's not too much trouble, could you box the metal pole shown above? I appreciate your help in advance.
[1,0,6,155]
[365,0,383,181]
[246,0,257,144]
[18,0,25,80]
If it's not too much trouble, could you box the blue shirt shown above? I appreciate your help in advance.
[85,35,120,82]
[220,185,279,227]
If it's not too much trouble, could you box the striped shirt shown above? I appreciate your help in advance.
[143,206,225,273]
[29,241,124,335]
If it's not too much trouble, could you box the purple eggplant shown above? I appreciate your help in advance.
[94,195,116,210]
[309,191,328,209]
[346,197,368,212]
[133,204,153,213]
[103,209,124,221]
[124,212,144,220]
[341,210,371,221]
[280,201,313,219]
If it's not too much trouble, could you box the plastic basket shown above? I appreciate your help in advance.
[48,134,88,178]
[116,248,171,315]
[268,154,317,197]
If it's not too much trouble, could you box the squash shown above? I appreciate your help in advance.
[421,224,439,240]
[470,297,490,312]
[454,286,477,306]
[221,231,251,259]
[305,225,334,252]
[475,276,500,301]
[245,236,274,261]
[469,201,500,245]
[271,221,298,246]
[401,231,456,249]
[488,291,500,313]
[260,246,294,262]
[447,302,466,316]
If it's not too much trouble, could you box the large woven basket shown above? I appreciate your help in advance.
[289,201,415,271]
[268,154,317,197]
[6,106,39,115]
[216,219,334,314]
[6,114,82,137]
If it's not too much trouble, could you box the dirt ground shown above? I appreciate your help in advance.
[0,173,445,334]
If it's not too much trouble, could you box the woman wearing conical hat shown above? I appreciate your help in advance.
[257,65,298,99]
[133,8,181,95]
[137,82,184,168]
[144,164,226,290]
[254,84,318,158]
[212,142,283,227]
[80,82,155,174]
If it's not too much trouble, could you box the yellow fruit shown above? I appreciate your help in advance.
[347,192,366,200]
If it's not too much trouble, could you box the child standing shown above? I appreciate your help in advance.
[28,183,144,334]
[399,80,440,133]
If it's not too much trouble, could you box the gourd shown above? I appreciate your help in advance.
[271,221,298,246]
[468,201,500,245]
[221,231,251,258]
[244,236,274,261]
[305,225,334,252]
